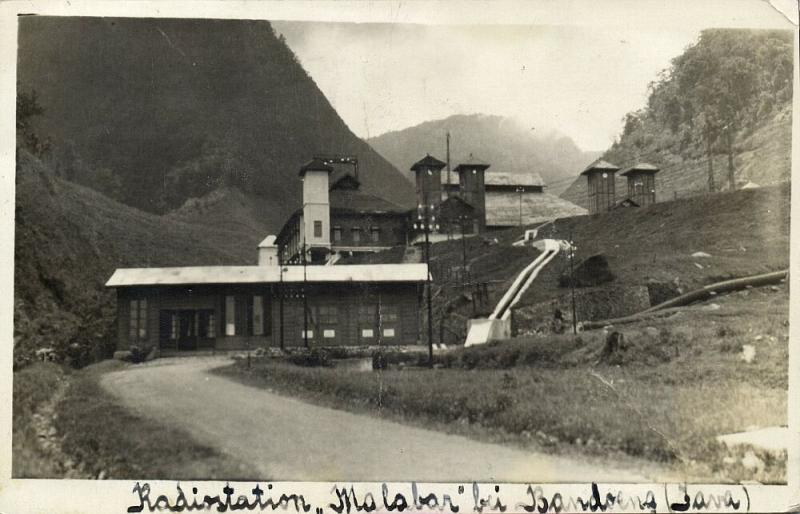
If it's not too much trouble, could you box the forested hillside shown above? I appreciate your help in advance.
[561,29,793,208]
[17,17,414,219]
[14,151,260,368]
[368,114,601,195]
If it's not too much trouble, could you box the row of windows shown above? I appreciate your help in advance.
[301,328,396,339]
[224,295,270,337]
[311,220,383,244]
[331,226,381,244]
[132,297,401,341]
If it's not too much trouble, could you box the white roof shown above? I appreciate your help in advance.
[106,264,429,287]
[258,235,277,248]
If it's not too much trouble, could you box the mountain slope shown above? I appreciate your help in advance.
[17,17,414,219]
[367,114,601,195]
[560,29,793,208]
[14,151,257,368]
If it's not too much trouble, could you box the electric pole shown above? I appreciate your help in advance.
[302,236,309,348]
[446,131,451,198]
[414,192,438,367]
[569,230,577,335]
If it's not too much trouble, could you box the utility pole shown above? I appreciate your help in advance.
[302,236,309,348]
[414,192,438,367]
[278,253,285,351]
[569,230,577,335]
[460,216,468,290]
[446,132,451,198]
[516,186,525,226]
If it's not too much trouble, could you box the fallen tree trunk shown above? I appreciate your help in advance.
[582,269,788,331]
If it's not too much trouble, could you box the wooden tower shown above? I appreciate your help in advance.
[411,154,446,211]
[620,163,659,207]
[581,159,620,214]
[454,154,490,233]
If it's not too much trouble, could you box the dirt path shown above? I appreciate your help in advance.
[101,356,669,482]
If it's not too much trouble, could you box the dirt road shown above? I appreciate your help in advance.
[101,356,667,482]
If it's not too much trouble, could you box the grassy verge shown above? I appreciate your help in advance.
[14,359,256,479]
[217,287,787,483]
[13,361,70,477]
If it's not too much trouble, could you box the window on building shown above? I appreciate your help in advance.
[332,226,342,243]
[205,311,216,338]
[170,312,178,340]
[252,295,264,336]
[352,227,361,243]
[314,220,322,238]
[129,299,147,341]
[358,304,376,339]
[225,295,235,336]
[370,227,380,243]
[381,305,399,339]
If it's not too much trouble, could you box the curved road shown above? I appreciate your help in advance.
[101,356,668,482]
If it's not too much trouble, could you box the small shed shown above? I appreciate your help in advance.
[620,163,659,206]
[581,159,620,214]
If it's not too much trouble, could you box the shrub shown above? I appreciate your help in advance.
[287,348,331,367]
[127,345,154,364]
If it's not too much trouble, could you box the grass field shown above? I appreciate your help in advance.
[219,285,788,483]
[13,359,256,479]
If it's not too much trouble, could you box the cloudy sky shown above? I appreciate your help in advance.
[273,21,701,151]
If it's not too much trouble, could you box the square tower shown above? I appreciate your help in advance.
[411,154,446,210]
[581,159,620,214]
[620,163,659,207]
[299,158,334,258]
[454,154,490,233]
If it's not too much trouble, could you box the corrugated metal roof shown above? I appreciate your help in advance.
[330,189,408,213]
[580,159,620,176]
[440,171,545,187]
[106,263,430,287]
[485,172,545,187]
[485,192,587,227]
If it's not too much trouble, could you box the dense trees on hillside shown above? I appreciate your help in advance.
[606,29,793,192]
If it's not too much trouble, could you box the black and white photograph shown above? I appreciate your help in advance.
[5,0,798,509]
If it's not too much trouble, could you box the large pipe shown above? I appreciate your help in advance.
[582,269,788,330]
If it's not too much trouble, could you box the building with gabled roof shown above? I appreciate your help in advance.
[277,157,412,264]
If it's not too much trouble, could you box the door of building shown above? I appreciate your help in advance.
[177,311,197,351]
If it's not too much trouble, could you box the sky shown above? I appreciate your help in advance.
[273,22,701,152]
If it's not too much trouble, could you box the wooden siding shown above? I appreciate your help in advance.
[626,172,657,206]
[330,212,407,249]
[587,171,616,214]
[114,282,421,351]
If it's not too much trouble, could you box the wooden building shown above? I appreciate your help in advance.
[106,254,428,352]
[619,163,659,206]
[453,155,490,233]
[277,158,409,264]
[411,154,446,211]
[441,166,556,229]
[581,159,620,214]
